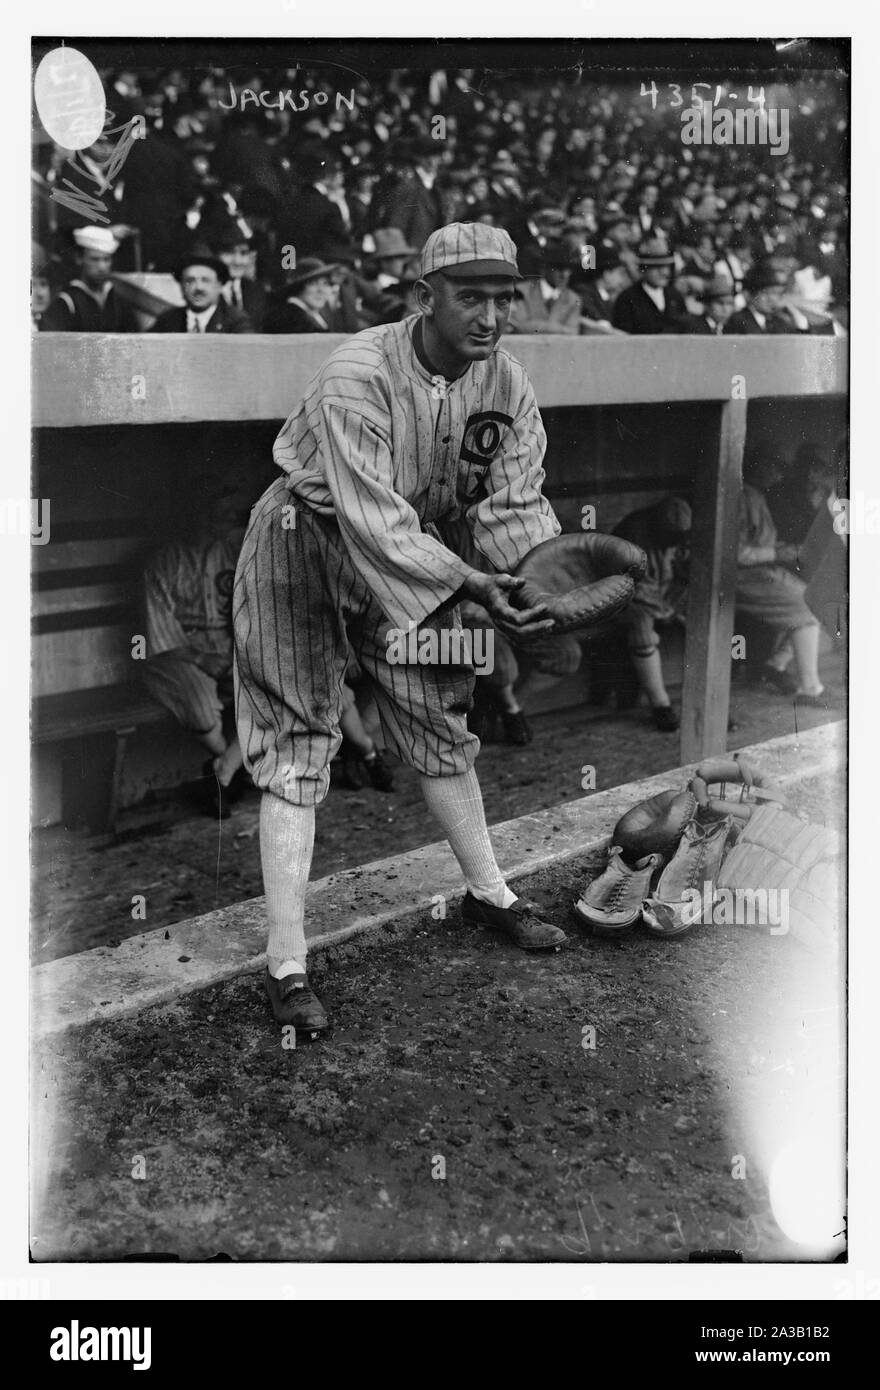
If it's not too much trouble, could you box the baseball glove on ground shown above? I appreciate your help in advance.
[613,787,698,862]
[511,532,647,642]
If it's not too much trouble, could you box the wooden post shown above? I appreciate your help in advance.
[680,397,747,762]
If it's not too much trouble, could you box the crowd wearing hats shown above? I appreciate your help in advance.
[33,61,848,336]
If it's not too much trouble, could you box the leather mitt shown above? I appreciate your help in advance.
[510,532,647,644]
[613,787,698,862]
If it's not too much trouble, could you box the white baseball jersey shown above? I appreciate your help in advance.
[144,536,240,658]
[272,314,561,630]
[235,314,561,802]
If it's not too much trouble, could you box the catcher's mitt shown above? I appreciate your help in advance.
[613,787,697,862]
[510,532,647,644]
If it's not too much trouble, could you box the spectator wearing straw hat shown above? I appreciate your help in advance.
[40,227,139,333]
[367,227,419,290]
[263,257,339,333]
[611,235,687,334]
[151,244,254,333]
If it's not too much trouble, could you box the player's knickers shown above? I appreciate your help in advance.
[232,478,479,806]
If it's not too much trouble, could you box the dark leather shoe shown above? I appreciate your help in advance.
[652,704,679,732]
[501,710,533,745]
[264,969,329,1035]
[363,749,395,792]
[467,697,498,744]
[461,892,566,950]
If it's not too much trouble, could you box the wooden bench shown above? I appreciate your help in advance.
[33,685,171,834]
[32,515,173,834]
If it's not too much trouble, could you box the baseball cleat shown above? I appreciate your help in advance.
[642,816,733,938]
[573,845,663,935]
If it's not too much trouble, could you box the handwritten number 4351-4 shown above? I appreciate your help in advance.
[640,82,766,110]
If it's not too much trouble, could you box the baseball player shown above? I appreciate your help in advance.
[233,222,568,1034]
[142,480,250,812]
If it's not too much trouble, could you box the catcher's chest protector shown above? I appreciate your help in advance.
[716,804,843,954]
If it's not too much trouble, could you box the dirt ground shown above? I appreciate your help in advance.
[29,666,846,1265]
[31,790,843,1264]
[31,656,844,964]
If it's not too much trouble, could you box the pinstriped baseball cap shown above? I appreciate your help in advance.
[419,222,522,280]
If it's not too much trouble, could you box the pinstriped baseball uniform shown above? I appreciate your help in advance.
[233,312,561,806]
[142,536,240,733]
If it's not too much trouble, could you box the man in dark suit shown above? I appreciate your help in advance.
[680,275,736,335]
[723,263,790,335]
[287,145,353,260]
[380,135,444,251]
[611,236,688,334]
[151,246,253,333]
[578,247,631,333]
[214,224,269,330]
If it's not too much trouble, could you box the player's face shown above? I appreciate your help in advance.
[425,275,515,363]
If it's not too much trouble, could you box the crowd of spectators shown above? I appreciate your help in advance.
[32,62,848,336]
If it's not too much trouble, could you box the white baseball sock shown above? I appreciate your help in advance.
[418,769,516,909]
[260,792,315,978]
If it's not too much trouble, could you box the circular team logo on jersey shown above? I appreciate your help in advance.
[458,410,514,468]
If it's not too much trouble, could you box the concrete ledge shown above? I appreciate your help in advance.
[34,332,846,427]
[31,722,844,1036]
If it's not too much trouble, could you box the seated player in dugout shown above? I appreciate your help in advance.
[141,475,252,816]
[233,222,570,1035]
[611,497,692,733]
[735,451,830,705]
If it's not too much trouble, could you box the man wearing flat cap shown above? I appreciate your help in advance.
[40,227,139,333]
[611,235,688,334]
[233,221,568,1035]
[151,245,253,333]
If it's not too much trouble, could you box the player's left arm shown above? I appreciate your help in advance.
[466,374,562,574]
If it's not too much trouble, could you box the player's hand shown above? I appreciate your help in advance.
[465,572,556,641]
